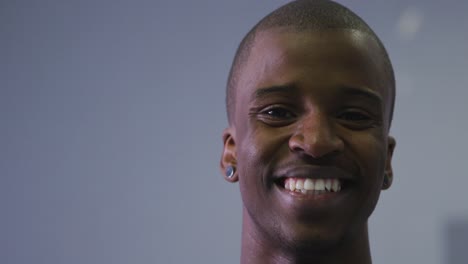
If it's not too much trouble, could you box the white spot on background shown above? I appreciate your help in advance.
[397,7,424,40]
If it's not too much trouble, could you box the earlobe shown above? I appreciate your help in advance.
[220,127,238,182]
[382,136,396,190]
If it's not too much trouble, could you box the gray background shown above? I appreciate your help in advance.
[2,0,467,263]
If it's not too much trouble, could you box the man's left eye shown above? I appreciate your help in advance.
[337,111,371,121]
[336,110,381,129]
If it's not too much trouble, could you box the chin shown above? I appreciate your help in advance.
[279,221,357,252]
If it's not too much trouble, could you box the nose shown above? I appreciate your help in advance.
[289,112,344,158]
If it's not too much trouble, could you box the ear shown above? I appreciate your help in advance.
[220,127,238,182]
[382,136,396,190]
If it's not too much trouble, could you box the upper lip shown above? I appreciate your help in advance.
[273,165,355,181]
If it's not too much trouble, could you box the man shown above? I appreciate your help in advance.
[220,0,396,263]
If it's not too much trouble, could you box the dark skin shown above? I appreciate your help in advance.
[221,28,396,264]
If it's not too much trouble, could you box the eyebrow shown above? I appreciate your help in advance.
[252,84,298,102]
[338,85,383,105]
[252,83,382,104]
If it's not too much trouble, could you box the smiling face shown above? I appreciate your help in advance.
[221,28,395,250]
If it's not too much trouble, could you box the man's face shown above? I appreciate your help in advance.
[222,28,395,248]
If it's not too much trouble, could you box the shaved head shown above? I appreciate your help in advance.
[226,0,395,126]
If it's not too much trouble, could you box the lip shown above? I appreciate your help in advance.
[272,165,356,210]
[273,165,355,181]
[274,183,354,214]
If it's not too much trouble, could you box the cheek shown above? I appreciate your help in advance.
[236,130,268,213]
[236,126,288,202]
[348,132,387,208]
[237,129,271,185]
[238,124,287,170]
[348,129,387,173]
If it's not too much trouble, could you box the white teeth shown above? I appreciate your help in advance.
[295,179,304,190]
[284,178,342,193]
[304,178,314,190]
[325,179,332,191]
[315,179,325,191]
[289,179,296,191]
[332,179,341,192]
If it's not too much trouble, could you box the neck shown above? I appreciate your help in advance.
[240,211,372,264]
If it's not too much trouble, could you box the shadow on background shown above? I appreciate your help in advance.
[445,217,468,264]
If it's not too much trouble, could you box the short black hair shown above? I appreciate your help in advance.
[226,0,395,126]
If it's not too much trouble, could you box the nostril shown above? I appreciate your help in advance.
[288,133,305,151]
[289,131,344,159]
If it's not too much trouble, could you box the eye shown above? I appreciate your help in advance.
[336,109,380,129]
[262,107,295,119]
[337,111,371,121]
[256,106,297,126]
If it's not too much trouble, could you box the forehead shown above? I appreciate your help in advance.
[232,28,392,125]
[237,28,389,101]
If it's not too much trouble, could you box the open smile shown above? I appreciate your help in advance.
[283,178,342,193]
[273,166,355,203]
